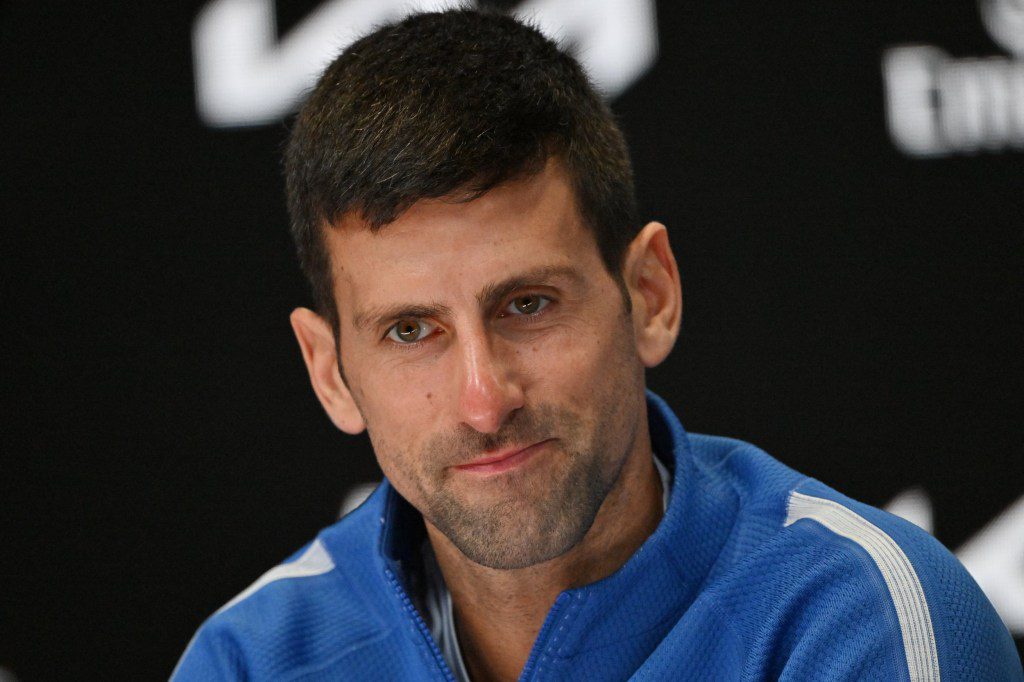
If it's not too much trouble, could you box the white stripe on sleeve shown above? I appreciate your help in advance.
[217,538,335,614]
[785,491,940,682]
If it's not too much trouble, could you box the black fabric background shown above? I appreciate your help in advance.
[2,1,1021,678]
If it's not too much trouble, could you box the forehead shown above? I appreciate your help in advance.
[325,160,601,318]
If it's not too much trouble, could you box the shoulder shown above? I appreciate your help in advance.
[780,481,1020,680]
[171,486,401,681]
[686,433,807,506]
[703,475,1021,680]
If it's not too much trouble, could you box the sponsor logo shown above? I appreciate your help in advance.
[883,0,1024,156]
[192,0,657,127]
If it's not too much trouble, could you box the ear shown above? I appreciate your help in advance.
[289,307,366,434]
[623,222,682,368]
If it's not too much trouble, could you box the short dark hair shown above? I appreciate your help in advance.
[285,8,638,337]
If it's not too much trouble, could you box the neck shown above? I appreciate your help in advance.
[425,422,664,682]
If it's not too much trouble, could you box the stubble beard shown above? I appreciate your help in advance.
[422,404,625,569]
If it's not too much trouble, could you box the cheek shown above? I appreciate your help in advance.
[524,320,632,402]
[365,425,431,507]
[354,357,438,426]
[360,385,452,472]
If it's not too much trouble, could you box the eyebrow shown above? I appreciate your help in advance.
[350,264,585,333]
[475,264,584,311]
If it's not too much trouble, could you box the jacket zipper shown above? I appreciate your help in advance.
[385,567,458,682]
[517,592,571,681]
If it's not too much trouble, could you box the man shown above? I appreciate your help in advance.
[173,9,1022,681]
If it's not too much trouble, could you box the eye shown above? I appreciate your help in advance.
[504,294,551,316]
[386,319,437,344]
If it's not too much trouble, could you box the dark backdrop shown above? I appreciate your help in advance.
[2,1,1021,678]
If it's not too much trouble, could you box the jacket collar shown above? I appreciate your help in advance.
[374,390,737,659]
[543,390,738,658]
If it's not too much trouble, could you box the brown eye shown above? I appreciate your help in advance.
[397,320,420,341]
[387,319,435,344]
[506,294,550,316]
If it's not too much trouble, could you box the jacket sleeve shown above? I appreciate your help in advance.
[776,548,1022,681]
[779,487,1023,681]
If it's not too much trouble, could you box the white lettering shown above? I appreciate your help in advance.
[883,46,1024,156]
[883,0,1024,156]
[193,0,658,128]
[980,0,1024,58]
[514,0,658,98]
[886,490,1024,635]
[883,46,948,156]
[192,0,453,127]
[956,494,1024,634]
[884,487,934,533]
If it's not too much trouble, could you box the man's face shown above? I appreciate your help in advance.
[327,160,648,569]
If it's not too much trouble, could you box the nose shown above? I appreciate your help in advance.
[454,329,524,434]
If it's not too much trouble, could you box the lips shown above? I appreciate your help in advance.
[454,439,553,475]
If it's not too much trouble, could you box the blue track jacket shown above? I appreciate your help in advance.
[174,392,1022,680]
